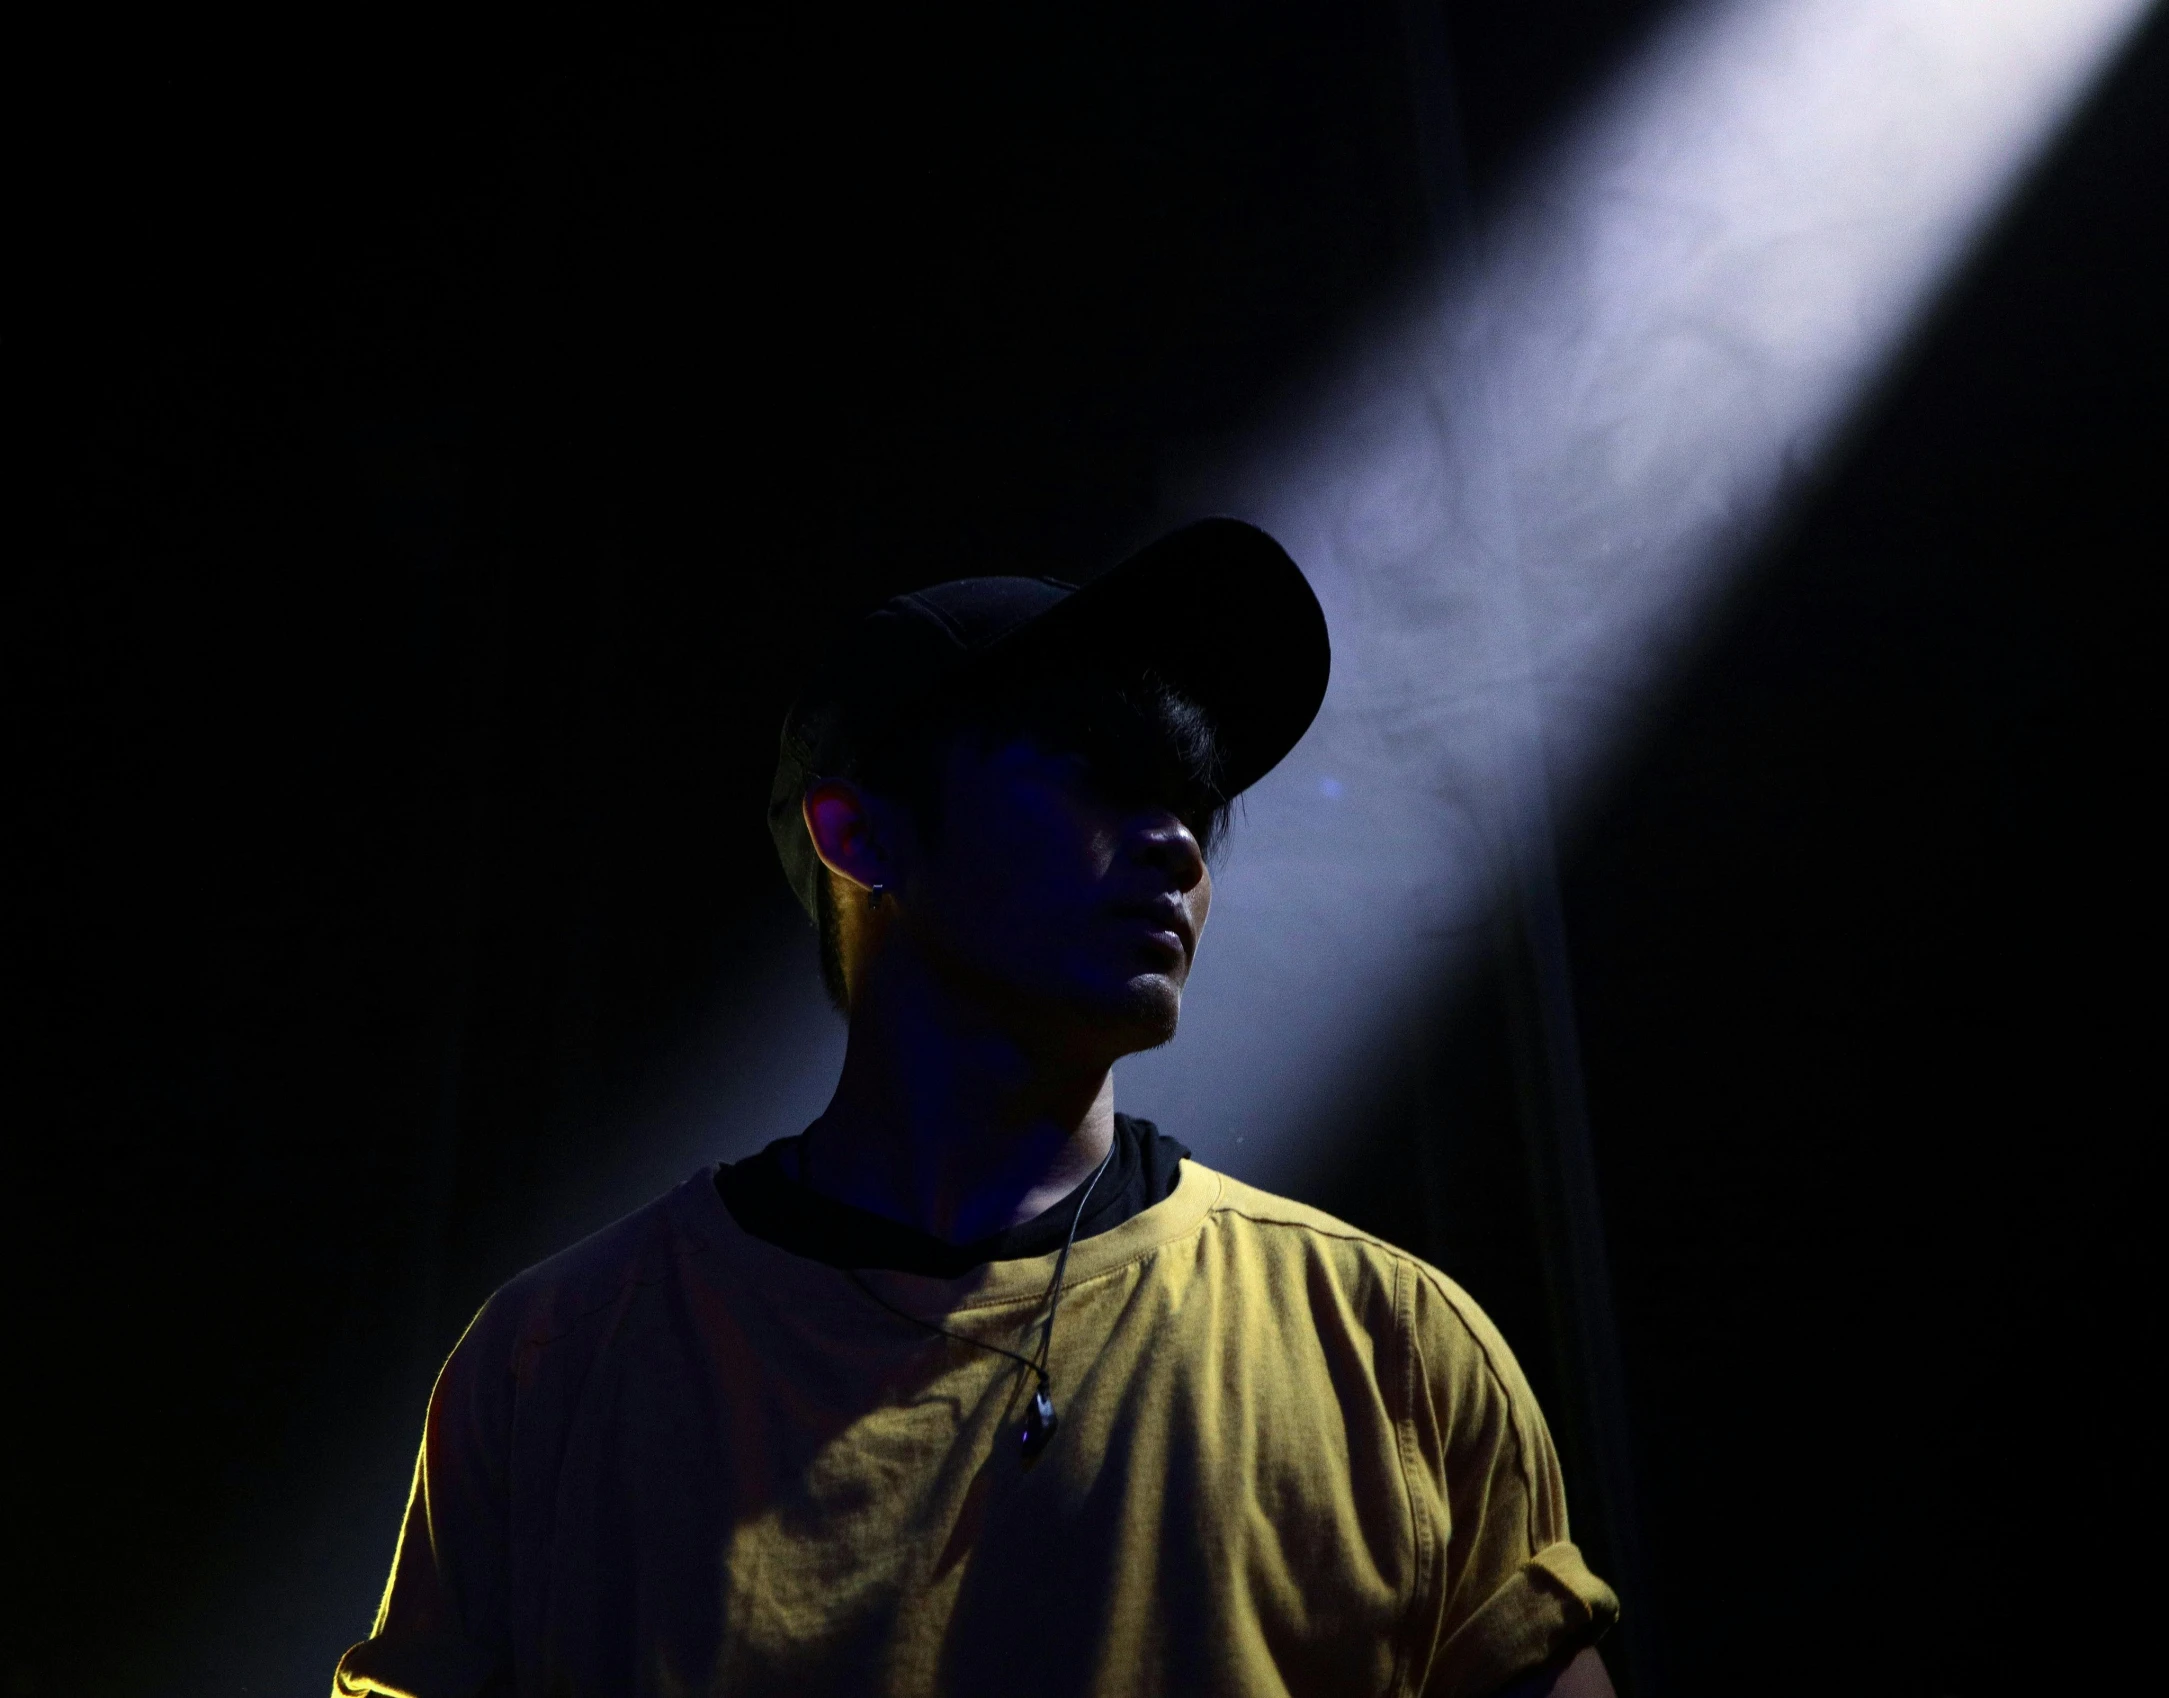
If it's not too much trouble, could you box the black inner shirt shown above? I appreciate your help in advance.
[716,1111,1190,1277]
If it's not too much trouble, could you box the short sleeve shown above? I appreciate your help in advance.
[331,1301,517,1698]
[1400,1263,1619,1697]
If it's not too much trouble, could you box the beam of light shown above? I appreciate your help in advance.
[444,0,2161,1393]
[1120,0,2155,1188]
[610,0,2157,1193]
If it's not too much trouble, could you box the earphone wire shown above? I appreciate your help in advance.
[843,1267,1046,1379]
[820,1132,1120,1396]
[1029,1139,1116,1381]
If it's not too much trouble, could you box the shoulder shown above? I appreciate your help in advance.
[1194,1164,1432,1290]
[1201,1166,1397,1243]
[454,1169,721,1376]
[1191,1165,1529,1390]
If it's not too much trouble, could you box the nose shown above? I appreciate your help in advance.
[1130,813,1206,894]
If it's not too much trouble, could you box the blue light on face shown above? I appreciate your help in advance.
[1318,777,1344,800]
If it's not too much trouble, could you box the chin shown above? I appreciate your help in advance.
[990,962,1184,1052]
[1097,976,1183,1052]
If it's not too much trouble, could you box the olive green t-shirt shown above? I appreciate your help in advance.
[334,1159,1616,1697]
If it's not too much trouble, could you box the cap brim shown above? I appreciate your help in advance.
[966,517,1331,798]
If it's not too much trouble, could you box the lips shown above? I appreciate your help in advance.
[1111,899,1194,959]
[1133,928,1186,963]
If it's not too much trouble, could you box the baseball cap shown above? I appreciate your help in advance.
[767,516,1330,920]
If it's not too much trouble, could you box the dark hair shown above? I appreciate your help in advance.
[814,668,1232,1010]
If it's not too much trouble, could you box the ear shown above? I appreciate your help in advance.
[802,779,898,895]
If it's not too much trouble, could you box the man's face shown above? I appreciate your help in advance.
[904,732,1212,1052]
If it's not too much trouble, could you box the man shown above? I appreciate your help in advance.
[335,519,1620,1697]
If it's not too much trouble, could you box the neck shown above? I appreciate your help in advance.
[799,944,1119,1243]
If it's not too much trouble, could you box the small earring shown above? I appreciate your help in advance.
[867,884,886,911]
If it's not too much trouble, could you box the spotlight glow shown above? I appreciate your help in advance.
[1122,0,2155,1183]
[653,3,2156,1189]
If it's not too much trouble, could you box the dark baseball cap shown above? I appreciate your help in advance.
[767,516,1331,921]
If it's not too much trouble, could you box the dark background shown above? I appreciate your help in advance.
[11,4,2162,1693]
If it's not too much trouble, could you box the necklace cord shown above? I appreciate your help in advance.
[813,1131,1120,1393]
[1031,1139,1116,1380]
